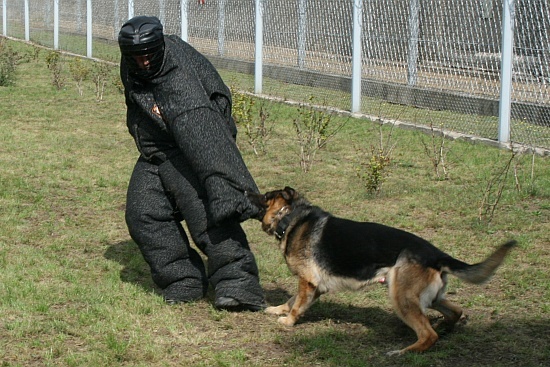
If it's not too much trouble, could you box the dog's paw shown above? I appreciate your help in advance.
[458,313,468,326]
[386,349,404,357]
[432,313,468,332]
[266,305,288,316]
[277,316,296,326]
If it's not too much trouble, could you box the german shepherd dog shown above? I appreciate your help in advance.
[247,187,516,355]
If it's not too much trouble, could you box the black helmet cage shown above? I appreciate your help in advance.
[118,16,165,79]
[121,41,165,79]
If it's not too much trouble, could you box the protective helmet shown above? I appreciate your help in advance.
[118,16,165,79]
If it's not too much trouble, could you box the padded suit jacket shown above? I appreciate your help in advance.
[120,35,259,224]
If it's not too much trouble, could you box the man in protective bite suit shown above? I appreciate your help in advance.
[118,15,265,311]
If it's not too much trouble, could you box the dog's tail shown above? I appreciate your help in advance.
[440,240,517,284]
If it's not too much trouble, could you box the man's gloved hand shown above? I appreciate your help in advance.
[209,189,260,225]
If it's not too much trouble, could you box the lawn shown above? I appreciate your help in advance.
[1,38,549,367]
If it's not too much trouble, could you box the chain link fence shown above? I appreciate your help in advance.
[2,0,549,151]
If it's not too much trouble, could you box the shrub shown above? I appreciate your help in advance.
[420,122,450,180]
[0,38,19,86]
[231,88,273,155]
[293,96,345,172]
[45,51,65,90]
[90,61,114,101]
[69,58,90,96]
[354,124,396,195]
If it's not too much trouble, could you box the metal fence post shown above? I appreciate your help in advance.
[498,0,515,144]
[24,0,30,41]
[181,0,188,42]
[218,0,226,56]
[351,0,362,113]
[407,0,419,86]
[159,0,165,25]
[54,0,59,49]
[255,0,264,94]
[87,0,92,58]
[128,0,134,21]
[297,0,307,69]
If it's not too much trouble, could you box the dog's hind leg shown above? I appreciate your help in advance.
[387,308,438,356]
[277,277,320,326]
[431,298,463,331]
[386,260,441,355]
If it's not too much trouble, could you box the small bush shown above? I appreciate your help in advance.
[231,88,273,155]
[293,96,345,172]
[69,58,90,96]
[354,124,396,195]
[420,122,450,180]
[45,51,65,90]
[355,145,393,195]
[91,61,114,101]
[0,38,20,86]
[478,149,516,223]
[112,73,124,94]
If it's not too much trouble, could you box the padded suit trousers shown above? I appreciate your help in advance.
[125,156,265,307]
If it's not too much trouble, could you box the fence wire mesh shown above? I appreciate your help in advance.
[1,0,549,150]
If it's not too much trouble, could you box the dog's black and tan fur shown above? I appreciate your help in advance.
[248,187,516,355]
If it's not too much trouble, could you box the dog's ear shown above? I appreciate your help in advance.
[282,186,297,201]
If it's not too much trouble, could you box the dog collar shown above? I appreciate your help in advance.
[274,207,297,240]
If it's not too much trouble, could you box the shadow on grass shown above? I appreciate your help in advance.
[263,286,399,327]
[264,287,293,306]
[279,297,550,366]
[104,240,159,295]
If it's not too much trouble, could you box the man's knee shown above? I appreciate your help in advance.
[125,208,148,244]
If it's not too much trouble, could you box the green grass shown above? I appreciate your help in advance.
[15,30,550,150]
[1,39,549,366]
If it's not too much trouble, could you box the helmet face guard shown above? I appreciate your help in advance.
[118,16,165,79]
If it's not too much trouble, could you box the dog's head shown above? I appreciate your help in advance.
[247,186,298,236]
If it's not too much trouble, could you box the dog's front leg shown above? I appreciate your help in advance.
[266,295,296,316]
[277,277,319,326]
